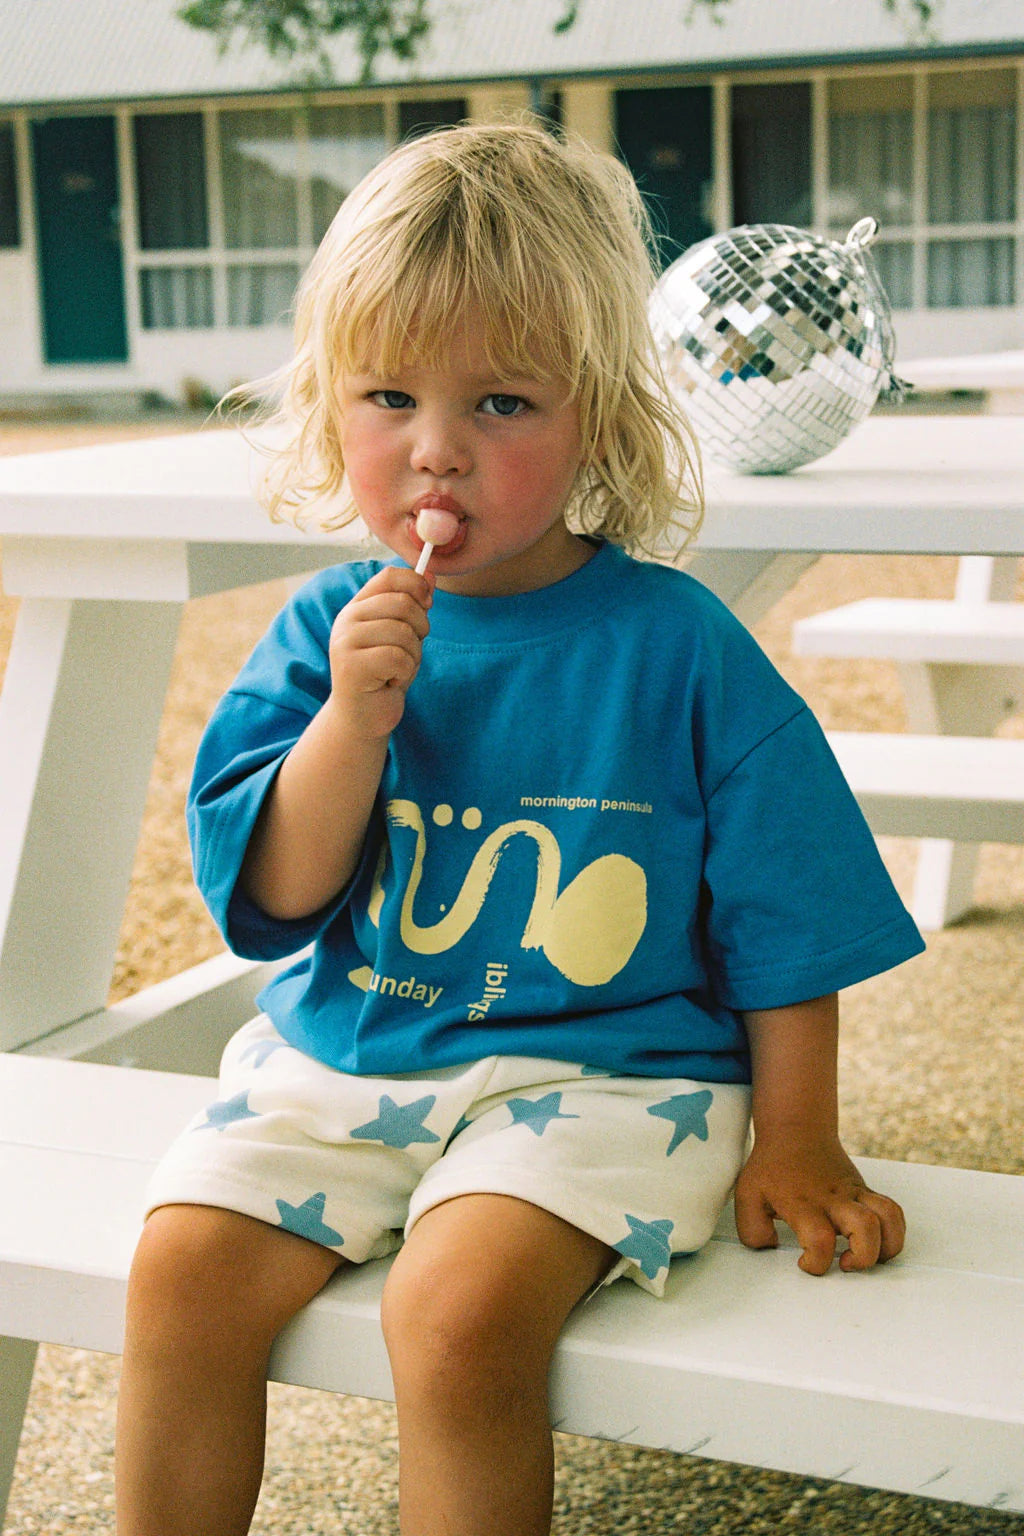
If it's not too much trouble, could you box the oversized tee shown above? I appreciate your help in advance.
[188,541,924,1082]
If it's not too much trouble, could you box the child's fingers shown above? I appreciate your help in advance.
[787,1202,840,1276]
[732,1182,779,1252]
[341,589,432,643]
[352,564,434,618]
[837,1189,906,1270]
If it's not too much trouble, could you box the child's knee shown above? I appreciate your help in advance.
[381,1247,548,1401]
[127,1202,336,1351]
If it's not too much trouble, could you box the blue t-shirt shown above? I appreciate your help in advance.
[188,541,923,1082]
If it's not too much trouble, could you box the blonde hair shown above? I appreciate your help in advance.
[244,119,702,555]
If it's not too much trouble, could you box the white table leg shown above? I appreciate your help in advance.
[685,550,819,627]
[899,656,1023,929]
[0,596,181,1050]
[0,1335,38,1527]
[905,556,1021,929]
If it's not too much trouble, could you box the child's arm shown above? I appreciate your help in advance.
[240,566,433,921]
[734,993,906,1275]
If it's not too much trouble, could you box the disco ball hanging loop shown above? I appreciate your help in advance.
[649,218,907,475]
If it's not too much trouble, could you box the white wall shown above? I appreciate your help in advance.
[893,306,1024,363]
[131,326,293,403]
[0,251,41,387]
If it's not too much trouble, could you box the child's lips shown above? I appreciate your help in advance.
[408,504,468,557]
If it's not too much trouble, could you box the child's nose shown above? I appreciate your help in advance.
[409,414,471,478]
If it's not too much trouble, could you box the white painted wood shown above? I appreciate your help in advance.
[18,950,288,1074]
[0,1058,1021,1514]
[2,536,192,601]
[0,597,181,1049]
[793,597,1024,665]
[827,732,1024,843]
[791,559,1023,928]
[955,554,1019,603]
[2,535,361,602]
[909,839,982,930]
[0,419,1022,560]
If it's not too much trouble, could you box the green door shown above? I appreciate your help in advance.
[32,116,128,364]
[615,87,714,268]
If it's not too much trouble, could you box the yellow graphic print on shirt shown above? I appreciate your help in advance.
[352,798,648,988]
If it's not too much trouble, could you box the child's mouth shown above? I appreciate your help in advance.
[408,503,469,558]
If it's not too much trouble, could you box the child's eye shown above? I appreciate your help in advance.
[372,389,414,409]
[480,393,528,417]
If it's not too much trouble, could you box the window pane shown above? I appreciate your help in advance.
[135,114,208,250]
[928,105,1015,224]
[928,238,1014,306]
[307,103,388,243]
[398,97,467,142]
[871,242,914,308]
[221,109,298,249]
[140,267,214,328]
[828,76,913,232]
[228,263,300,325]
[731,83,812,227]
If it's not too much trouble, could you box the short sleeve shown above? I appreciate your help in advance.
[700,706,924,1009]
[186,563,377,959]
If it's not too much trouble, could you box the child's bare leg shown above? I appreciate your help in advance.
[116,1203,343,1536]
[381,1194,613,1536]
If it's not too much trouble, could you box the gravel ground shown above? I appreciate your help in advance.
[1,414,1021,1535]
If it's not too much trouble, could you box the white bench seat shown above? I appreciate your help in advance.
[792,585,1024,929]
[827,730,1024,843]
[2,1054,1022,1517]
[793,597,1024,665]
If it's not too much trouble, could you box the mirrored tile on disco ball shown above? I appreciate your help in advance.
[649,220,905,475]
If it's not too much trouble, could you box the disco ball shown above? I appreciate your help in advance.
[649,218,906,475]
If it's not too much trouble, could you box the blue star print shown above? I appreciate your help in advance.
[276,1192,344,1248]
[240,1038,287,1069]
[613,1214,675,1280]
[647,1089,714,1154]
[195,1091,260,1132]
[506,1092,580,1137]
[351,1094,441,1149]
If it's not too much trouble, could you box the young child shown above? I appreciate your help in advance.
[116,122,924,1536]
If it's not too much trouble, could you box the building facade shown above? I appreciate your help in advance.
[1,0,1022,403]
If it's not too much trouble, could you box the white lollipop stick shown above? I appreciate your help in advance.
[414,508,460,574]
[414,541,435,576]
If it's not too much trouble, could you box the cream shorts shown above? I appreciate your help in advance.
[146,1014,751,1296]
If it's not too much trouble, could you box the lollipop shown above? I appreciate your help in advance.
[414,507,461,574]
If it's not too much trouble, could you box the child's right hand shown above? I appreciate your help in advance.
[327,566,434,740]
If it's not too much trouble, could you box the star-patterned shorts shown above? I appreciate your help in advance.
[145,1014,751,1296]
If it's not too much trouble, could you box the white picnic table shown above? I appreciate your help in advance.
[0,414,1022,1065]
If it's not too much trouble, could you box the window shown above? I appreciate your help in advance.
[927,70,1015,307]
[398,97,467,143]
[826,68,1018,311]
[135,114,208,250]
[221,108,299,250]
[135,113,212,328]
[828,75,914,307]
[0,121,19,247]
[731,82,812,228]
[219,103,387,323]
[307,102,388,243]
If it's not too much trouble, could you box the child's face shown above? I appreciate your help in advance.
[337,308,590,596]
